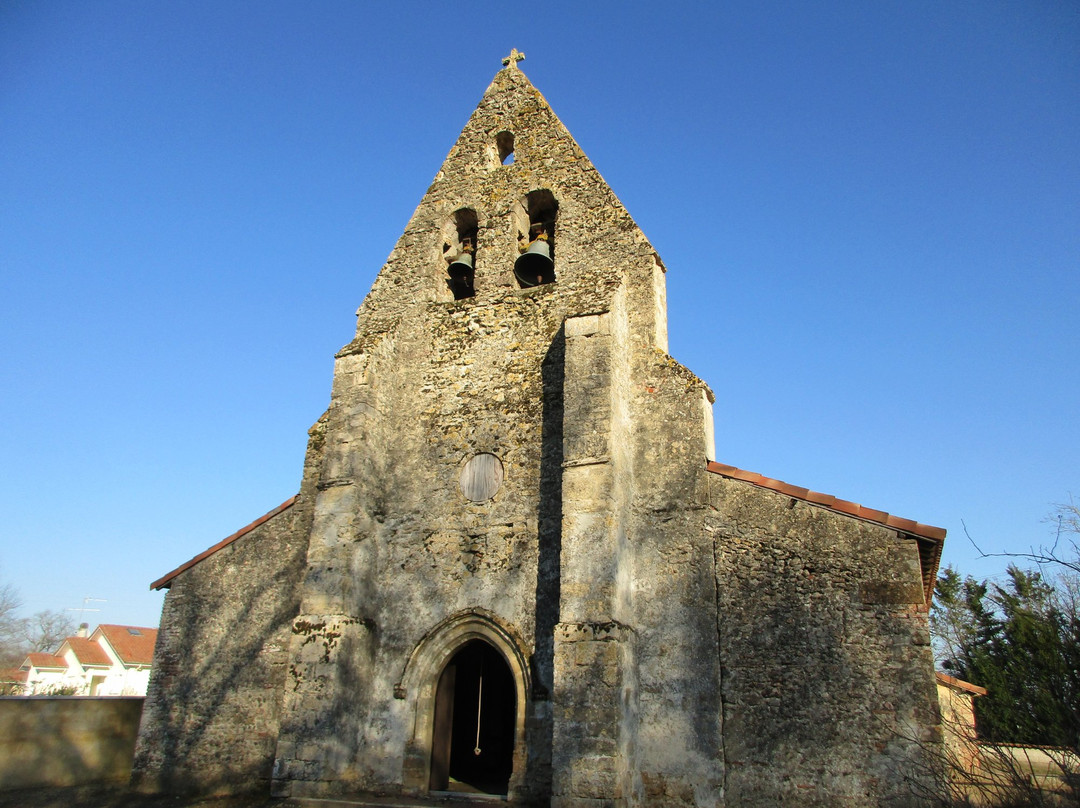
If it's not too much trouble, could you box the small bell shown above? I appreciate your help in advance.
[514,234,554,287]
[447,238,475,298]
[448,250,474,283]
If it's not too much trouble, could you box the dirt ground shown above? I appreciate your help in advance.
[0,785,289,808]
[0,785,499,808]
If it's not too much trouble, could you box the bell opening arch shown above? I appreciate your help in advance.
[397,610,531,799]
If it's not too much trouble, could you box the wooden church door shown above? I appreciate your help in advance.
[428,640,517,795]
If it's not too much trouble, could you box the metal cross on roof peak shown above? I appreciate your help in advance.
[502,49,525,69]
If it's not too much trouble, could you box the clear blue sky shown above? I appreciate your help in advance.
[1,2,1077,630]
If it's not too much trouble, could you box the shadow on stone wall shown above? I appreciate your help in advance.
[712,508,938,806]
[529,325,564,800]
[132,517,306,795]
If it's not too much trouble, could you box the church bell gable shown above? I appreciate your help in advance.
[267,52,709,804]
[343,56,669,356]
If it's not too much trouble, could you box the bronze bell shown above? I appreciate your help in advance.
[447,250,474,283]
[514,237,554,287]
[447,237,475,298]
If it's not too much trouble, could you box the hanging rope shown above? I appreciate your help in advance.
[474,657,484,756]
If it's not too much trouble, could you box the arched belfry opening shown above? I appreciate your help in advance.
[429,640,517,795]
[496,130,515,165]
[443,208,479,300]
[514,190,557,288]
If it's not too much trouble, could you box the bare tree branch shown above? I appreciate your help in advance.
[0,575,27,666]
[0,571,79,666]
[963,505,1080,576]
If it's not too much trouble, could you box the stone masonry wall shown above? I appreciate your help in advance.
[270,67,681,803]
[273,287,569,800]
[551,304,636,808]
[707,474,941,806]
[626,351,724,808]
[0,696,144,790]
[135,63,946,807]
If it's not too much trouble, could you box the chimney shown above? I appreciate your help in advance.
[77,623,89,638]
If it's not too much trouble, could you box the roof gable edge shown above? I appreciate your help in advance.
[705,461,946,542]
[150,496,298,590]
[706,460,946,604]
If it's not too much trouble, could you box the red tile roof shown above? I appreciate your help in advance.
[706,460,945,605]
[936,671,988,697]
[25,652,66,670]
[706,461,946,541]
[61,636,111,667]
[93,625,158,666]
[1,667,28,683]
[151,496,297,590]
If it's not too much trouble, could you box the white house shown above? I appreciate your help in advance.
[19,652,68,694]
[57,635,113,694]
[18,624,157,696]
[89,624,156,696]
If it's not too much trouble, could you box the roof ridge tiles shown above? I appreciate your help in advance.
[705,460,945,542]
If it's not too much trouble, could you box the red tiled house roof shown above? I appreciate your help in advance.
[61,636,112,667]
[1,667,28,684]
[93,625,158,666]
[24,652,66,670]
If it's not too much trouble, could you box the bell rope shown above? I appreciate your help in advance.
[474,657,484,756]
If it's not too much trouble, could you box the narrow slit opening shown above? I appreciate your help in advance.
[496,131,515,165]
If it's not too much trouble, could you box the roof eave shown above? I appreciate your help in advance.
[705,461,946,542]
[151,496,297,590]
[706,460,946,605]
[936,671,988,696]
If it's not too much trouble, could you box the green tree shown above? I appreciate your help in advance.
[932,565,1080,748]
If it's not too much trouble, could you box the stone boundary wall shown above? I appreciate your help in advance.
[0,696,144,789]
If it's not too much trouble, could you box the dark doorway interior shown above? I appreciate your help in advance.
[429,640,516,795]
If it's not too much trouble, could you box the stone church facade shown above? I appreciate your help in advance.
[132,58,947,806]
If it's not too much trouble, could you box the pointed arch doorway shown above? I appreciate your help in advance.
[429,639,517,795]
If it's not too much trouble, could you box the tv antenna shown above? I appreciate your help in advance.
[66,596,107,625]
